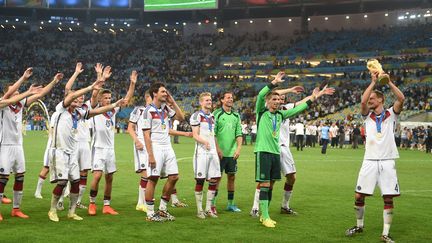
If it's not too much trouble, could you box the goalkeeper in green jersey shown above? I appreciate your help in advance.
[254,71,329,228]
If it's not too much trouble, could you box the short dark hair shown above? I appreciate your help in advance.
[98,89,112,98]
[372,90,385,102]
[149,83,165,99]
[219,91,233,101]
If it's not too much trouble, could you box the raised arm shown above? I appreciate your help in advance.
[123,70,137,105]
[26,73,64,106]
[388,81,405,114]
[64,79,102,107]
[166,91,185,121]
[256,72,286,113]
[88,98,126,118]
[64,62,84,96]
[91,65,109,108]
[0,84,42,108]
[361,71,378,116]
[3,68,33,99]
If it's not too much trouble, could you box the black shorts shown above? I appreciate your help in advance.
[255,152,281,182]
[220,157,237,174]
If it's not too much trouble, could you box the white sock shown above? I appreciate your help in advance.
[146,201,155,217]
[171,193,179,204]
[35,177,45,195]
[77,185,86,204]
[205,190,216,212]
[50,194,60,211]
[382,209,393,236]
[195,191,203,213]
[282,190,292,209]
[13,190,23,209]
[69,193,79,215]
[103,199,110,206]
[137,185,142,205]
[252,189,260,210]
[159,198,168,211]
[355,206,365,228]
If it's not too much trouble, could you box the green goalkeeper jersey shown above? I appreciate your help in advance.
[213,107,242,157]
[254,84,311,154]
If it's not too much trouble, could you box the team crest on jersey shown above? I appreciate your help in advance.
[9,102,23,114]
[150,111,167,119]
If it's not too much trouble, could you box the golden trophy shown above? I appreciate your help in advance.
[367,59,390,85]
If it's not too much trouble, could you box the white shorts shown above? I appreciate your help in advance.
[147,145,178,178]
[355,159,400,196]
[133,146,148,173]
[92,147,116,174]
[280,145,296,175]
[43,147,51,167]
[0,145,26,175]
[74,142,92,171]
[193,150,221,180]
[49,149,80,183]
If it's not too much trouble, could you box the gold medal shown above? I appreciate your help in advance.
[161,124,166,130]
[376,132,383,139]
[272,131,277,137]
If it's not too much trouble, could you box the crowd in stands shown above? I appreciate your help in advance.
[0,23,431,124]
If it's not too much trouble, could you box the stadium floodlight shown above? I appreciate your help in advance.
[5,20,8,23]
[406,12,409,15]
[15,18,19,22]
[93,28,98,32]
[183,22,186,26]
[307,18,311,21]
[77,23,80,26]
[364,15,368,18]
[234,21,238,25]
[213,22,217,25]
[325,17,328,21]
[427,10,430,14]
[198,22,201,25]
[385,13,389,17]
[165,24,168,27]
[104,21,108,25]
[120,28,124,32]
[69,27,72,31]
[175,22,179,25]
[249,20,253,23]
[417,14,421,18]
[147,24,150,27]
[111,23,114,27]
[268,19,271,23]
[410,15,416,19]
[124,22,127,25]
[288,19,292,22]
[59,22,62,25]
[71,21,74,24]
[12,25,16,29]
[1,25,4,28]
[155,22,158,25]
[48,20,52,23]
[127,24,130,27]
[94,23,97,26]
[58,27,62,31]
[346,16,350,19]
[41,21,44,24]
[23,21,27,24]
[209,42,212,46]
[39,26,42,29]
[425,14,431,17]
[398,16,404,20]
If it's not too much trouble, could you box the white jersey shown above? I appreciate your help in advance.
[91,107,120,149]
[129,106,146,143]
[0,98,26,145]
[279,103,295,146]
[142,104,176,146]
[310,125,318,136]
[76,101,91,142]
[190,110,217,152]
[52,102,88,154]
[363,107,399,160]
[295,123,305,135]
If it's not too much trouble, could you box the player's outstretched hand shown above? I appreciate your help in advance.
[114,98,126,107]
[102,66,112,80]
[272,71,285,84]
[22,67,33,80]
[75,62,84,74]
[91,79,105,90]
[130,70,138,84]
[53,73,64,83]
[95,63,103,74]
[370,70,379,83]
[27,84,43,95]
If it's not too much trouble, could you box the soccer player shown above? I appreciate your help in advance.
[254,71,327,228]
[87,68,136,216]
[190,92,221,219]
[143,83,185,222]
[0,70,63,221]
[48,78,125,222]
[250,86,334,217]
[345,71,405,243]
[127,90,153,212]
[34,62,87,204]
[213,92,242,213]
[321,122,330,154]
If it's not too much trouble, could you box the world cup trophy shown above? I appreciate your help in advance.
[366,59,390,85]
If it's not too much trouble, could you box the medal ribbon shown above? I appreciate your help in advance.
[272,113,277,135]
[376,110,385,134]
[200,110,213,132]
[151,104,165,126]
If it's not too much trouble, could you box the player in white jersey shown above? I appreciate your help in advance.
[190,92,221,219]
[88,68,136,216]
[47,77,125,222]
[34,63,87,205]
[345,71,405,243]
[143,82,185,222]
[0,69,63,221]
[249,85,335,218]
[127,90,153,212]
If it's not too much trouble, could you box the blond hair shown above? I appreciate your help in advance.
[199,92,212,102]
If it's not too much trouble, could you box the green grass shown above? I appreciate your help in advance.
[144,0,217,11]
[1,131,431,242]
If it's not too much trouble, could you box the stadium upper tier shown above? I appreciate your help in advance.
[0,23,431,120]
